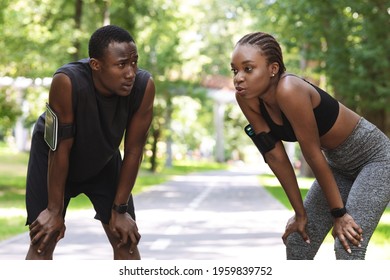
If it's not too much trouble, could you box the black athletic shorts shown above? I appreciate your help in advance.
[25,122,136,226]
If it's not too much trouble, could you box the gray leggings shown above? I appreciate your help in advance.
[286,118,390,259]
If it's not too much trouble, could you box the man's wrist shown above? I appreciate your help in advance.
[47,205,64,215]
[112,203,128,214]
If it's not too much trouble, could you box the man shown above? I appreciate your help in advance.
[25,25,155,260]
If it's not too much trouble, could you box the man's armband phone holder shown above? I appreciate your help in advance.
[244,124,277,162]
[44,103,75,151]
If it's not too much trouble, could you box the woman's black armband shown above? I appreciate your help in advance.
[244,124,277,161]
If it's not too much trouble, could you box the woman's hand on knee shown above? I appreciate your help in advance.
[282,214,310,245]
[332,213,363,254]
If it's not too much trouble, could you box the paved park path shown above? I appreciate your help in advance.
[1,164,386,260]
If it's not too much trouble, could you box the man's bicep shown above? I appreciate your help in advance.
[139,77,155,114]
[48,73,74,124]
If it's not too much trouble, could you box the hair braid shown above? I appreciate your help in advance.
[237,32,286,76]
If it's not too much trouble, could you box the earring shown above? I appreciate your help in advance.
[272,73,275,77]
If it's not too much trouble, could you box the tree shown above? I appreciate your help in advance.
[0,86,21,140]
[246,0,390,134]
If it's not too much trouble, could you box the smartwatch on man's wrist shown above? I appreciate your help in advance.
[112,203,128,214]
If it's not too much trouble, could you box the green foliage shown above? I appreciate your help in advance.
[1,1,76,77]
[1,0,389,169]
[0,87,22,138]
[246,0,390,131]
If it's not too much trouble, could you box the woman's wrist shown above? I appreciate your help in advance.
[330,207,347,218]
[294,209,307,219]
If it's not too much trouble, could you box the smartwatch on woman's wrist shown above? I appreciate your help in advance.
[330,207,347,218]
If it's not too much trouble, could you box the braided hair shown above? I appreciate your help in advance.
[88,25,135,59]
[236,32,286,76]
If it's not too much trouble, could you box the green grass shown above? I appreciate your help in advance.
[0,216,26,240]
[0,144,227,241]
[259,173,390,250]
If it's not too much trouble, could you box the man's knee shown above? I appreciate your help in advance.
[25,242,56,260]
[113,245,141,260]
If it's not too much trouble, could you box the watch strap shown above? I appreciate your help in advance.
[112,203,128,214]
[330,207,347,218]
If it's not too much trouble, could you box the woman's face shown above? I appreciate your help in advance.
[230,44,276,99]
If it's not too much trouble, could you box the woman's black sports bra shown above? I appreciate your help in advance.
[259,76,340,142]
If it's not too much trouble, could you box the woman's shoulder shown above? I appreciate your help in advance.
[276,73,310,99]
[278,73,305,88]
[276,74,318,115]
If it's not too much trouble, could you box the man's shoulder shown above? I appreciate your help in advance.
[136,68,151,79]
[56,58,90,75]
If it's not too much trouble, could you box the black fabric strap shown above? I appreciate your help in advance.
[244,124,277,162]
[58,123,75,139]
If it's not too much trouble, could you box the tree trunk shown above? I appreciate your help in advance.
[73,0,83,61]
[150,128,160,172]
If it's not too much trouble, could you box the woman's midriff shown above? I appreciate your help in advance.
[320,103,361,150]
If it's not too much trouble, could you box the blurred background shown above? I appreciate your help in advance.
[0,0,389,242]
[0,0,389,171]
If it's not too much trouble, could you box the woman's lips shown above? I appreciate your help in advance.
[235,86,246,95]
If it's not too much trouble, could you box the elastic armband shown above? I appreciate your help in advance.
[244,124,277,161]
[44,103,75,151]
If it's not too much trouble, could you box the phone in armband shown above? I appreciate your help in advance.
[44,103,58,151]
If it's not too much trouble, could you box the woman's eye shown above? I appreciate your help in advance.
[245,67,253,72]
[231,68,238,75]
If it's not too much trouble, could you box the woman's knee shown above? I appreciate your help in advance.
[334,238,366,260]
[285,232,316,260]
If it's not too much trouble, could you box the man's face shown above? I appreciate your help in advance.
[91,41,138,97]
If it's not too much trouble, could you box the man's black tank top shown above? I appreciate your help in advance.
[53,58,151,182]
[260,77,339,142]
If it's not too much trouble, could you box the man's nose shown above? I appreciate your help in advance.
[125,66,136,78]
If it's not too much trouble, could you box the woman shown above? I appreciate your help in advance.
[231,31,390,259]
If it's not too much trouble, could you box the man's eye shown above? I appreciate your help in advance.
[231,68,238,75]
[245,67,253,72]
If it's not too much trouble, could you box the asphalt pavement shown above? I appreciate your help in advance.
[1,163,384,260]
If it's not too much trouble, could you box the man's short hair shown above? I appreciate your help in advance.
[88,25,135,59]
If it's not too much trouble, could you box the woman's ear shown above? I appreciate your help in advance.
[269,62,279,77]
